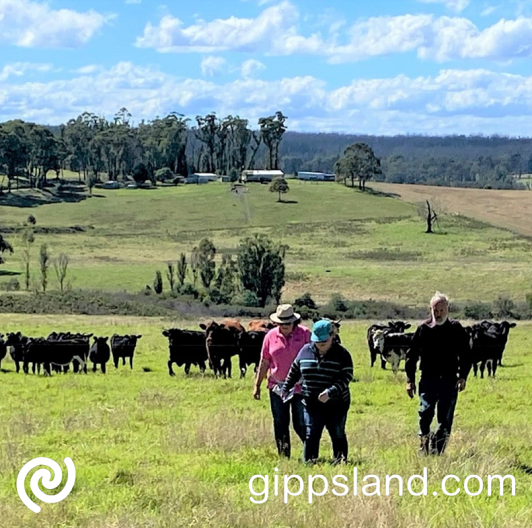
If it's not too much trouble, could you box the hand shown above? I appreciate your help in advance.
[457,379,466,392]
[253,385,261,400]
[406,382,416,399]
[318,390,330,403]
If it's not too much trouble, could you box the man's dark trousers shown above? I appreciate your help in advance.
[418,377,458,454]
[303,402,349,463]
[269,390,306,458]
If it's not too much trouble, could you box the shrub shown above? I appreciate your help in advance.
[493,294,514,318]
[179,284,199,299]
[231,289,261,308]
[294,292,317,310]
[153,271,163,294]
[329,293,349,312]
[2,278,20,291]
[464,302,493,320]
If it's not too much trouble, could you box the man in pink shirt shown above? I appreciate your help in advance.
[253,304,311,458]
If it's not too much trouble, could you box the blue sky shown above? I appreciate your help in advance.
[2,0,532,134]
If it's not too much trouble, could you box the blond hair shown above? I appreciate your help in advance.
[430,291,449,307]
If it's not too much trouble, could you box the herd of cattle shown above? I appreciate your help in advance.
[367,319,517,378]
[0,318,516,379]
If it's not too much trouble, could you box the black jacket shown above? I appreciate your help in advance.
[405,318,471,384]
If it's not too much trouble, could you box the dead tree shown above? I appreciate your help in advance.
[425,200,438,233]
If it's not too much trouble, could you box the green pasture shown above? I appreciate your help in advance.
[1,181,532,305]
[0,314,530,527]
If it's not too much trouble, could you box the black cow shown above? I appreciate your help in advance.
[111,334,142,369]
[162,329,208,376]
[0,334,7,370]
[372,330,415,375]
[199,320,244,378]
[5,332,28,373]
[237,330,266,378]
[467,320,516,378]
[89,337,111,373]
[47,333,92,374]
[367,321,411,368]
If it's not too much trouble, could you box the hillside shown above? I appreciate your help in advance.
[1,181,531,306]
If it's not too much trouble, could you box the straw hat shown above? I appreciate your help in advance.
[269,304,301,324]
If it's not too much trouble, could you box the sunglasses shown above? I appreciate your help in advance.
[278,322,292,327]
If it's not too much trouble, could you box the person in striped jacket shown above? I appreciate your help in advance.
[282,319,353,464]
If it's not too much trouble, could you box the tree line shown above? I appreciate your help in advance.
[3,109,532,192]
[281,132,532,189]
[0,109,288,192]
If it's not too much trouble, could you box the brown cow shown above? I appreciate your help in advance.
[247,319,275,332]
[199,319,245,378]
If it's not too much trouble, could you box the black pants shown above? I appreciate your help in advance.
[303,401,349,463]
[418,377,458,454]
[269,390,306,458]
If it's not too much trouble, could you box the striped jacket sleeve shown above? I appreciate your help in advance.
[326,348,354,398]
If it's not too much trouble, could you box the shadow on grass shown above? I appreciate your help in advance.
[0,187,89,207]
[356,186,402,199]
[278,200,299,204]
[0,270,21,277]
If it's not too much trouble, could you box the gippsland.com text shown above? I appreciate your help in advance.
[249,467,516,504]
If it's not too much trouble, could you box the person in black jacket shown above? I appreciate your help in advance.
[282,319,353,464]
[405,292,471,455]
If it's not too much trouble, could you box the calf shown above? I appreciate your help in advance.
[0,334,7,370]
[162,329,208,376]
[237,330,266,378]
[111,334,142,369]
[199,319,244,378]
[367,321,411,369]
[372,330,414,375]
[89,337,111,373]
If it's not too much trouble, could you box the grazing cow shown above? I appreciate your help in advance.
[111,334,142,369]
[162,329,208,376]
[247,319,275,332]
[199,319,245,378]
[0,334,6,370]
[372,330,415,375]
[89,337,111,373]
[367,321,411,368]
[5,332,29,373]
[237,330,267,378]
[468,320,516,378]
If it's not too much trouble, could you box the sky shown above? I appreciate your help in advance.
[2,0,532,135]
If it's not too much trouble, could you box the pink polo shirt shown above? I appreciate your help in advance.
[261,324,311,392]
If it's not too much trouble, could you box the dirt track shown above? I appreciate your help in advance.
[371,182,532,237]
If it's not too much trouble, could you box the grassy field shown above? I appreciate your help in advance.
[0,314,530,527]
[2,180,532,305]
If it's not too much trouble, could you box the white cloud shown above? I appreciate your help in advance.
[417,0,470,13]
[0,0,111,48]
[480,5,498,16]
[241,59,266,78]
[75,65,103,74]
[135,1,303,53]
[0,62,53,81]
[3,62,532,135]
[200,56,227,77]
[134,2,532,64]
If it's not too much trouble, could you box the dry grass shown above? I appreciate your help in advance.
[371,182,532,238]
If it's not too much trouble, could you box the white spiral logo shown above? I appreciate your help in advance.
[17,457,76,513]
